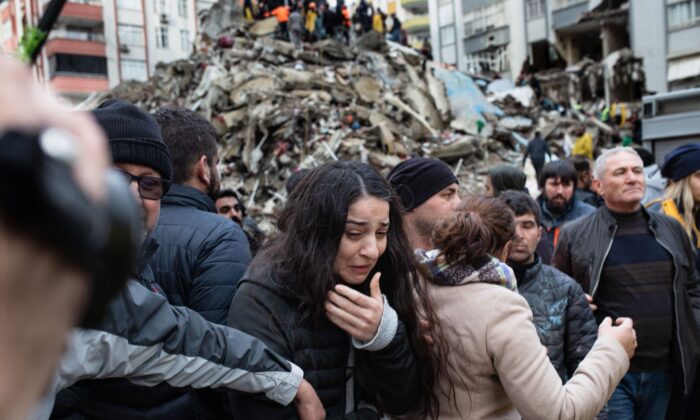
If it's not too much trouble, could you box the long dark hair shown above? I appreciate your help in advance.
[265,160,445,418]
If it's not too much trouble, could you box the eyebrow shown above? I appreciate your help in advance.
[346,219,390,227]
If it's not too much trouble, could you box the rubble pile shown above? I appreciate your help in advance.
[94,1,530,217]
[93,1,641,218]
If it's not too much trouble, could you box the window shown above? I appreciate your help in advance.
[118,24,144,46]
[178,0,188,18]
[1,19,12,41]
[526,0,545,20]
[156,26,169,48]
[120,59,147,81]
[667,0,700,29]
[154,0,166,13]
[180,29,190,50]
[117,0,141,10]
[50,54,107,77]
[440,25,455,46]
[463,2,505,36]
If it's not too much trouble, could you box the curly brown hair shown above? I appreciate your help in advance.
[432,196,516,265]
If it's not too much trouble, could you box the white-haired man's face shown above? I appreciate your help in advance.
[593,152,645,212]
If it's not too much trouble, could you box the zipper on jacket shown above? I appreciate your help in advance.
[649,223,688,394]
[591,225,617,298]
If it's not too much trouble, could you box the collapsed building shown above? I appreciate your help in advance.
[89,0,627,220]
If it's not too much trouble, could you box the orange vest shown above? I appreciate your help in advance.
[271,6,289,23]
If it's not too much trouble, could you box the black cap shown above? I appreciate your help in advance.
[387,157,458,211]
[92,99,173,180]
[661,143,700,182]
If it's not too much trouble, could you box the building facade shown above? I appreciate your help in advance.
[0,0,212,102]
[428,0,700,93]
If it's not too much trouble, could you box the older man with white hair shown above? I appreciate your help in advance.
[552,147,700,420]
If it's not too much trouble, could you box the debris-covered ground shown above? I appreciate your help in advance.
[88,0,641,221]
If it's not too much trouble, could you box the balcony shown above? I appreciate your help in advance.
[46,37,106,57]
[463,25,509,54]
[46,1,103,22]
[401,0,428,13]
[403,15,430,34]
[49,74,109,94]
[552,0,588,30]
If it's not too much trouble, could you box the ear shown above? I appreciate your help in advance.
[536,225,543,242]
[195,155,210,185]
[592,178,602,196]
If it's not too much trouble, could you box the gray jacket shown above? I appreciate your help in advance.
[36,279,302,419]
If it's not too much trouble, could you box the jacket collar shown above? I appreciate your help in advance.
[137,235,160,278]
[514,255,542,288]
[598,204,656,232]
[161,184,217,213]
[417,250,518,291]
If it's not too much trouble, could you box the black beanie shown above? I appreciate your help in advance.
[387,157,458,211]
[661,143,700,182]
[92,99,173,180]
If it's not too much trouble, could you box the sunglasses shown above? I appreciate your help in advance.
[115,169,171,200]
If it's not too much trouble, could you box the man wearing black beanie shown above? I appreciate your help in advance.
[48,100,323,420]
[387,157,461,250]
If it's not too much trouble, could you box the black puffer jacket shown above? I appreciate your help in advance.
[516,255,598,381]
[227,260,423,419]
[151,184,251,324]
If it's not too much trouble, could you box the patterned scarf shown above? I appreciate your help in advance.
[417,249,518,291]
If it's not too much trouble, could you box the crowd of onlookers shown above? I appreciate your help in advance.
[244,0,433,57]
[1,52,699,420]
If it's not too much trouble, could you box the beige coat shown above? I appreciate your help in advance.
[427,281,629,420]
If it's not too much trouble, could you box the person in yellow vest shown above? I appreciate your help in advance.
[305,2,317,40]
[572,126,593,160]
[647,144,700,268]
[372,7,384,33]
[646,143,700,419]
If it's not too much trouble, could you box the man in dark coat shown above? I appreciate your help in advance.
[501,191,598,381]
[552,147,700,419]
[523,131,551,181]
[151,107,251,325]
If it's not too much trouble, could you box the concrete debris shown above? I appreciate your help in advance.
[90,0,642,219]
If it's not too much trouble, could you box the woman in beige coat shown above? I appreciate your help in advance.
[420,196,637,419]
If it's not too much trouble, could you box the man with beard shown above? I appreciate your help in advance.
[536,160,595,264]
[500,191,598,383]
[215,189,266,256]
[387,157,461,250]
[151,107,250,326]
[570,155,601,208]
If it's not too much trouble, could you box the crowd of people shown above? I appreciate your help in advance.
[1,53,700,420]
[248,0,431,55]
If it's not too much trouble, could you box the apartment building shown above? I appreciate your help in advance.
[0,0,212,102]
[429,0,700,93]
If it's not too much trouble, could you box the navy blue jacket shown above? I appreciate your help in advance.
[151,184,251,324]
[537,196,595,264]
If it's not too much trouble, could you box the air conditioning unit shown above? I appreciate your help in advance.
[119,44,130,53]
[160,13,169,24]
